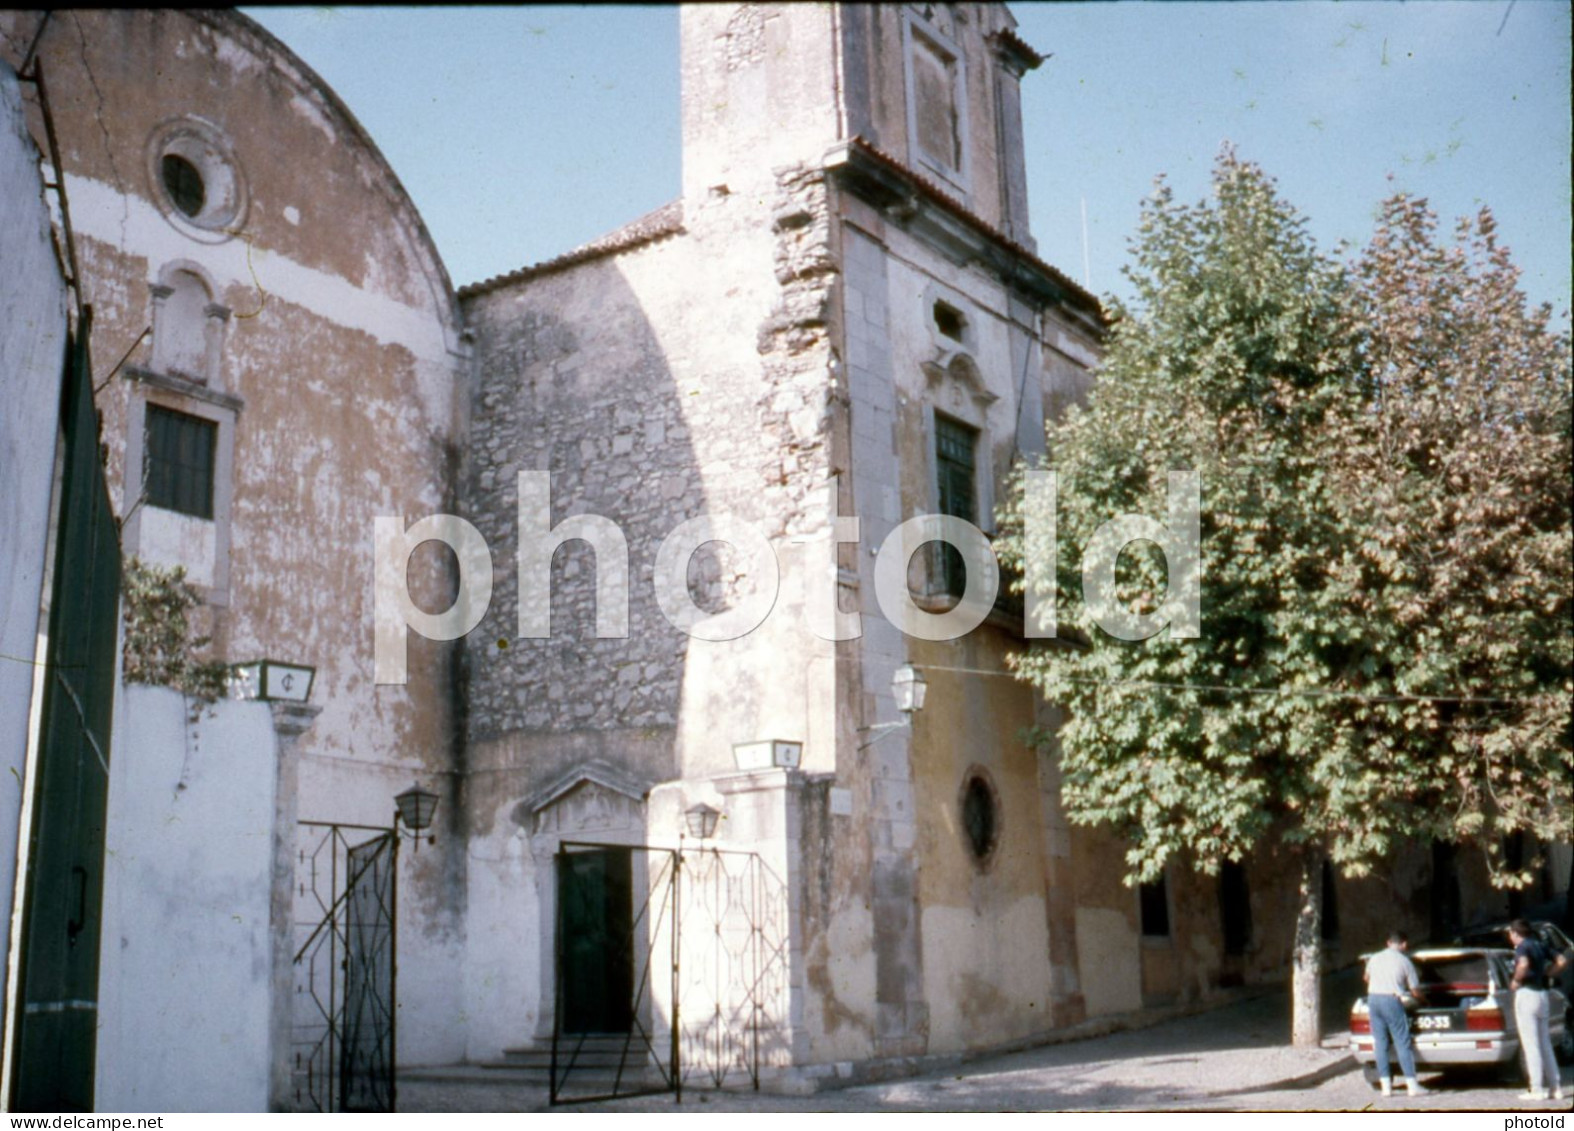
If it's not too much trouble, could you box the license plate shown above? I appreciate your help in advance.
[1416,1015,1454,1031]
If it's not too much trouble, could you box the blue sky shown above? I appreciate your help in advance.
[247,4,1571,318]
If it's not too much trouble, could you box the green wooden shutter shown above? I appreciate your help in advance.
[9,318,121,1112]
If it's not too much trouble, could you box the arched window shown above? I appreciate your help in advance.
[150,264,228,387]
[152,269,210,380]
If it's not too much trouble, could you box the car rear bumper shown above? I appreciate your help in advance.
[1350,1035,1518,1067]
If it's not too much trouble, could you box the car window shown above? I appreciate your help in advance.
[1488,954,1510,987]
[1539,925,1573,953]
[1460,929,1508,948]
[1415,956,1491,988]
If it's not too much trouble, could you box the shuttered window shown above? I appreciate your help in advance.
[145,404,216,519]
[935,414,977,596]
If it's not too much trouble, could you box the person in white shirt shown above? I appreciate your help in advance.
[1363,931,1430,1097]
[1508,919,1569,1101]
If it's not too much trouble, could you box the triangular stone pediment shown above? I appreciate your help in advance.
[518,763,647,837]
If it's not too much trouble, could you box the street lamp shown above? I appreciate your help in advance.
[893,663,928,714]
[858,663,927,749]
[394,782,439,851]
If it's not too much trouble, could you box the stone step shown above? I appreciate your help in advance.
[498,1051,646,1069]
[503,1036,659,1060]
[408,1061,667,1087]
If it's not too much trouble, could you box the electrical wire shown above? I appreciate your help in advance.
[915,662,1557,705]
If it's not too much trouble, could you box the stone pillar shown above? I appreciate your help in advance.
[865,720,928,1060]
[1035,700,1085,1027]
[267,702,319,1112]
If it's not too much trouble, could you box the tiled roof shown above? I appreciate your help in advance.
[842,136,1104,323]
[458,140,1103,328]
[989,27,1046,72]
[458,199,685,299]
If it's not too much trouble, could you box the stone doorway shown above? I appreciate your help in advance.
[557,846,635,1034]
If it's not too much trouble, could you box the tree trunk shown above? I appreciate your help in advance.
[1291,844,1324,1048]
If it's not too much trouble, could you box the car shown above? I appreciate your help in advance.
[1453,919,1574,1038]
[1453,919,1574,996]
[1349,947,1574,1088]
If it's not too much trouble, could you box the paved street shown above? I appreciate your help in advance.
[401,968,1573,1113]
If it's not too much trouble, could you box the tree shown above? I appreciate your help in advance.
[998,151,1573,1047]
[1336,194,1573,884]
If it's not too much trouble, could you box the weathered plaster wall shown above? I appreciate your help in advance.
[0,58,69,1047]
[1063,829,1557,1022]
[0,8,469,1072]
[838,3,1033,240]
[96,687,276,1112]
[909,632,1056,1052]
[830,189,1081,1054]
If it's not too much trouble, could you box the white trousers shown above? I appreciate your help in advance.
[1514,988,1559,1093]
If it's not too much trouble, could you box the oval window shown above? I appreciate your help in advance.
[146,117,247,241]
[961,773,998,864]
[161,153,205,217]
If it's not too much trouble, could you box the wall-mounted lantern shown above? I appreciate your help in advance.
[394,782,439,851]
[858,663,928,749]
[892,663,928,714]
[230,658,316,703]
[684,802,721,840]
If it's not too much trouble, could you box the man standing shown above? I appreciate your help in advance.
[1363,930,1430,1097]
[1508,919,1568,1101]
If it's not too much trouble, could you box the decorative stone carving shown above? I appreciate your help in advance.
[921,352,998,412]
[523,767,647,837]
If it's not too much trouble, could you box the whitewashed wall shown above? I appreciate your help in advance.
[95,686,277,1112]
[0,59,69,1033]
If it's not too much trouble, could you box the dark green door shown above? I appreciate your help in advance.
[9,322,120,1111]
[557,849,634,1034]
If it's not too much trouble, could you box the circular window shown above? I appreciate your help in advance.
[146,118,246,241]
[161,154,205,217]
[960,770,1000,866]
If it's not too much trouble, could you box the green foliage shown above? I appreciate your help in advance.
[998,149,1573,889]
[1335,195,1574,879]
[121,557,230,704]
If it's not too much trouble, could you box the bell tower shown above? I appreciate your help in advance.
[680,3,1043,249]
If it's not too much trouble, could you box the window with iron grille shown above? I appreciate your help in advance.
[145,404,216,519]
[934,414,977,597]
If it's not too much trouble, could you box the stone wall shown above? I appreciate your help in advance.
[455,143,851,1054]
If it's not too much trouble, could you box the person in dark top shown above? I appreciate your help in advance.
[1508,919,1569,1101]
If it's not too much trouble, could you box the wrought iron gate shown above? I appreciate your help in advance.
[550,841,789,1105]
[291,823,398,1112]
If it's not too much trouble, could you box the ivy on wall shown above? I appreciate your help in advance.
[121,557,229,703]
